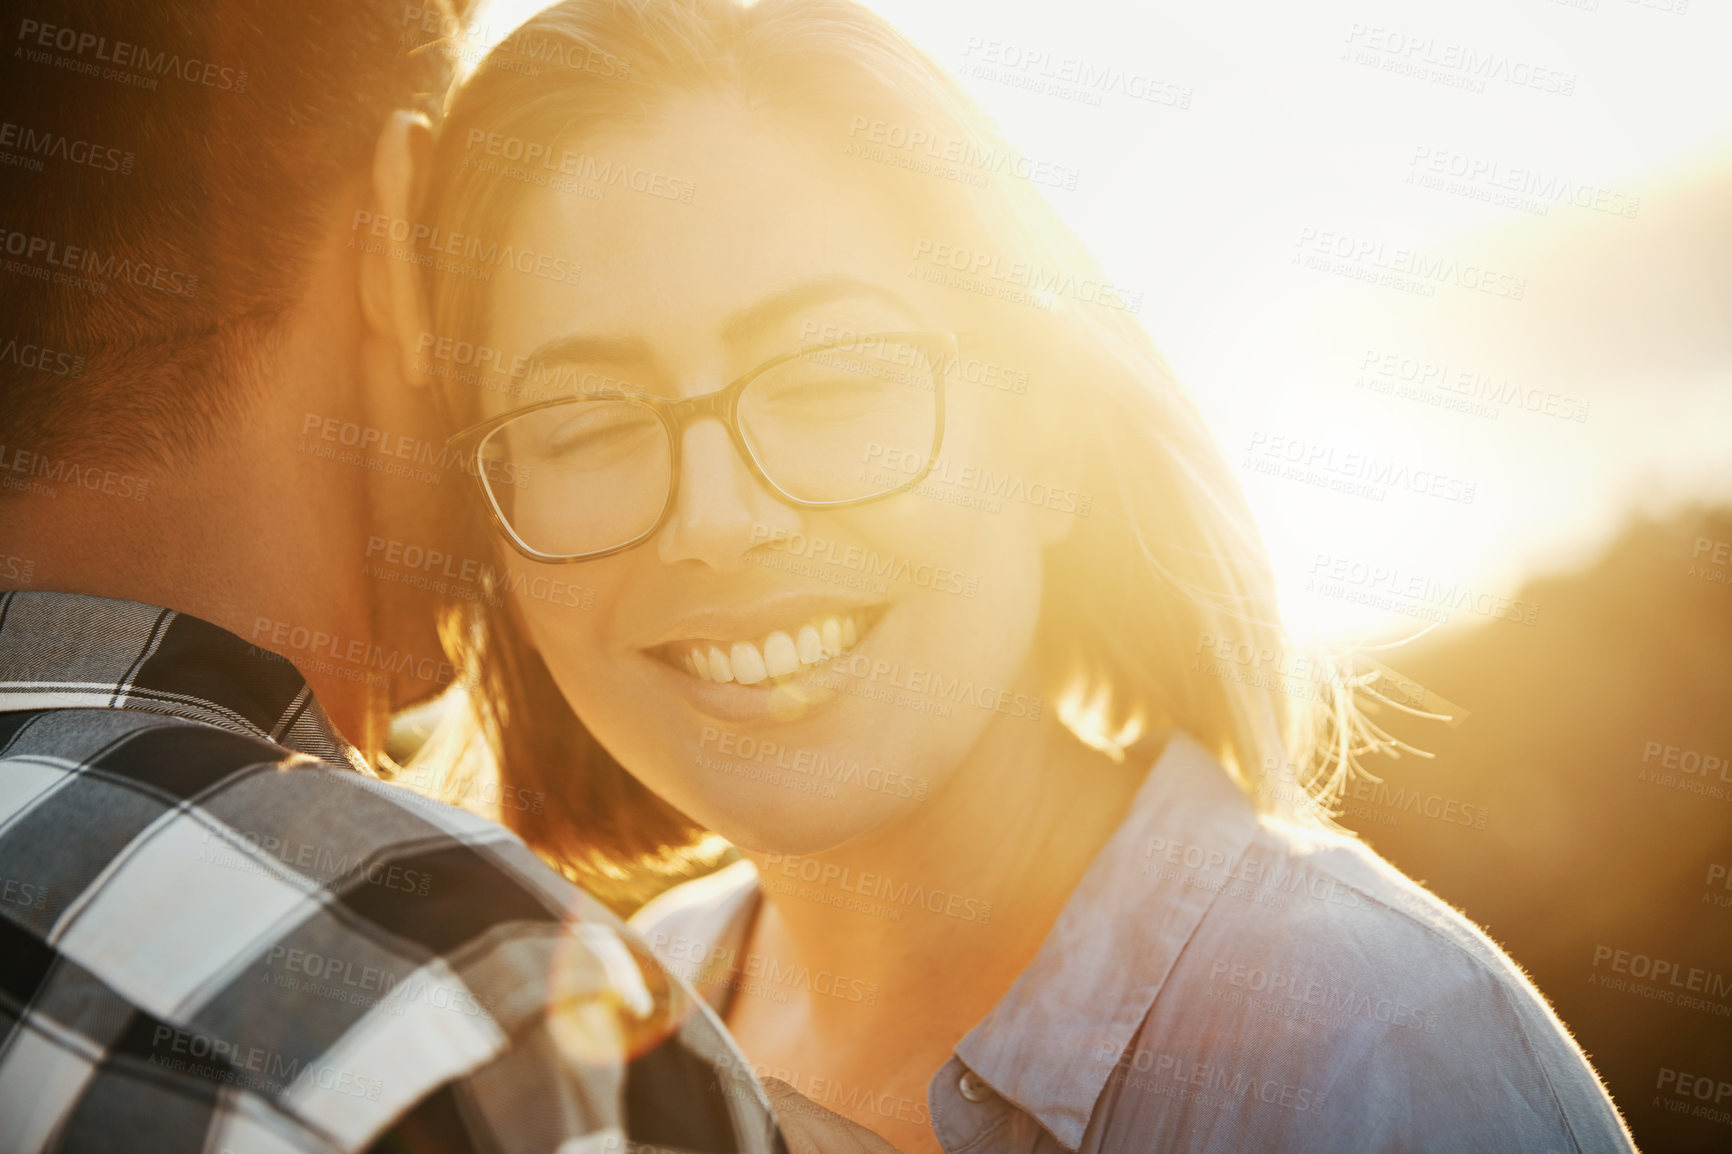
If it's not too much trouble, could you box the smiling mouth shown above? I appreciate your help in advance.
[649,604,888,685]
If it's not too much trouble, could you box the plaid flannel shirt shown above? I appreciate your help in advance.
[0,591,784,1154]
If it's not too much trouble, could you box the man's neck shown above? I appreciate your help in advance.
[0,435,387,756]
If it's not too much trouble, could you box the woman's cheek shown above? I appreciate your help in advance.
[507,561,622,680]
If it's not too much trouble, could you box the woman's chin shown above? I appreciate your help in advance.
[693,795,901,859]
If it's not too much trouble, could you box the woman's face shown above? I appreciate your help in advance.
[477,100,1066,853]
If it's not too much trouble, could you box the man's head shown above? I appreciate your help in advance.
[0,1,468,750]
[2,0,457,461]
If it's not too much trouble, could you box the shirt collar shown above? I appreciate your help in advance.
[0,590,369,773]
[950,730,1261,1150]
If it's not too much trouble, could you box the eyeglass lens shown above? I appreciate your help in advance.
[478,338,940,557]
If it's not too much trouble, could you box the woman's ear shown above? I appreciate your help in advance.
[359,110,436,386]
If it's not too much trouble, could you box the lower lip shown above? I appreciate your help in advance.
[645,615,886,725]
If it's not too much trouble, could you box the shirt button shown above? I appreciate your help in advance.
[958,1069,995,1103]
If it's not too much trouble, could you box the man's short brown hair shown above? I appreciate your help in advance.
[0,0,460,465]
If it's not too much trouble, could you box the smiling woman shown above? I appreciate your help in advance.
[420,0,1342,880]
[407,1,1637,1152]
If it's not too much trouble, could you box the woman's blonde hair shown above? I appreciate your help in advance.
[411,0,1405,904]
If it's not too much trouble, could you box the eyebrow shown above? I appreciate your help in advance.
[719,276,923,346]
[519,276,924,388]
[522,334,657,374]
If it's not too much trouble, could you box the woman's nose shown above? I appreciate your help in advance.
[656,418,801,572]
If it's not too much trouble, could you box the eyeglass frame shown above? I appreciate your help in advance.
[445,330,958,563]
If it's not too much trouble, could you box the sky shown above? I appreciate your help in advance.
[475,0,1732,643]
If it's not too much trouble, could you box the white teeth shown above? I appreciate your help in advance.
[674,610,877,683]
[707,646,733,683]
[763,631,800,678]
[731,641,768,685]
[796,624,823,664]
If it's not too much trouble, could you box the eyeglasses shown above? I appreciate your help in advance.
[447,331,955,562]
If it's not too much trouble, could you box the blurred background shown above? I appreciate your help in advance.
[419,0,1732,1148]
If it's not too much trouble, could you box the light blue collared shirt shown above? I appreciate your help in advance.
[632,732,1635,1152]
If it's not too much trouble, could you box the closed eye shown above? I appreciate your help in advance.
[749,378,900,422]
[515,403,663,467]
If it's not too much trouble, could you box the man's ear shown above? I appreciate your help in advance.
[359,110,436,386]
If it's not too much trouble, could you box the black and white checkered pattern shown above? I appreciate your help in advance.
[0,591,784,1154]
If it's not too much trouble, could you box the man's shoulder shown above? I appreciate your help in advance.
[1,704,585,912]
[0,707,641,1151]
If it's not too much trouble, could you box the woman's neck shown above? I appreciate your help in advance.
[730,663,1149,1134]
